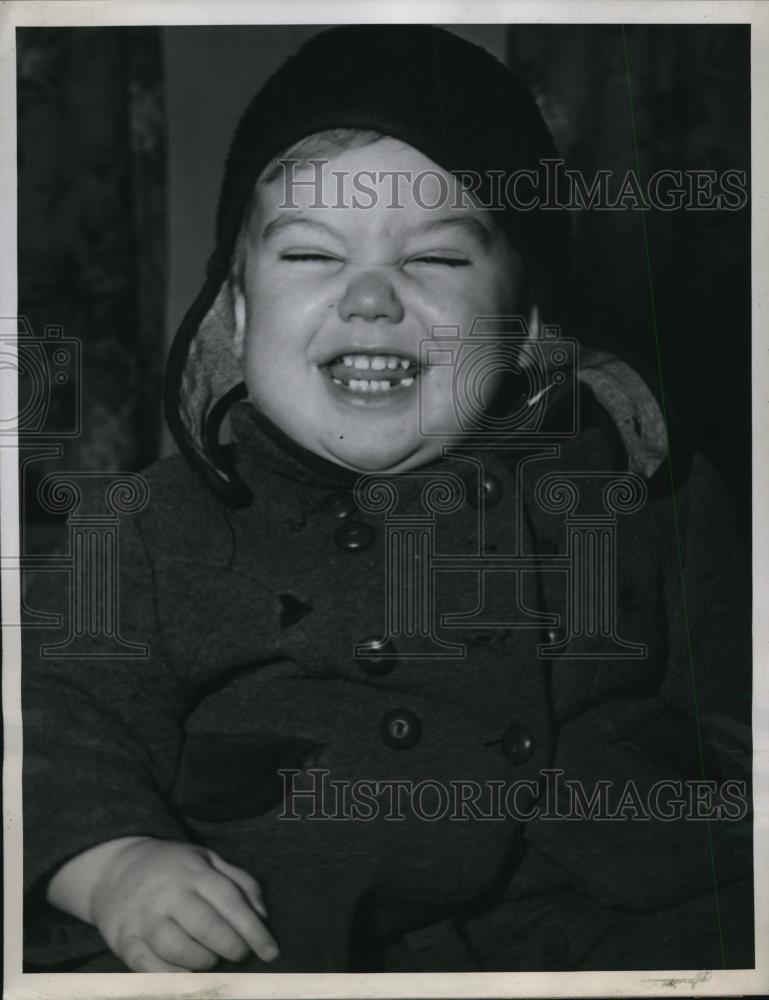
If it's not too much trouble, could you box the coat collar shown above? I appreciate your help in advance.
[229,401,362,491]
[219,344,670,512]
[227,399,518,510]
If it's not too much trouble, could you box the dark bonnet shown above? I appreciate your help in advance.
[165,25,573,504]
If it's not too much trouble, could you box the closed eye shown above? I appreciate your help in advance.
[280,252,340,263]
[409,255,471,267]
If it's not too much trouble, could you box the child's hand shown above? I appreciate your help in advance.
[89,838,279,971]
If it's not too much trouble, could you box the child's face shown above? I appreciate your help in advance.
[232,138,522,472]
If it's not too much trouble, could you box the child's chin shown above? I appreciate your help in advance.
[321,436,432,474]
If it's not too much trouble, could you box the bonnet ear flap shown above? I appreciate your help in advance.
[576,347,669,480]
[164,265,254,506]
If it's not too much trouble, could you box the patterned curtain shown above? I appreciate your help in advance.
[506,25,750,527]
[17,27,166,550]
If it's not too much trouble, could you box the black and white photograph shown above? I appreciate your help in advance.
[2,2,767,996]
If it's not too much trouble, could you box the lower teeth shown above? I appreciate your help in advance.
[331,375,416,392]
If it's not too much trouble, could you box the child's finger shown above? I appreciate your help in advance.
[198,871,280,963]
[206,850,268,918]
[147,916,219,971]
[176,893,251,963]
[120,933,191,973]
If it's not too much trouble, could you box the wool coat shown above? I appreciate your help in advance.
[20,25,753,974]
[22,376,753,973]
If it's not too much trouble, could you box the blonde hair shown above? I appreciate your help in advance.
[259,128,384,184]
[227,128,527,314]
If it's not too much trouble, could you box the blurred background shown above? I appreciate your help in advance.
[16,24,751,548]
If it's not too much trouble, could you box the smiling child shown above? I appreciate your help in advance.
[231,136,521,472]
[23,25,753,974]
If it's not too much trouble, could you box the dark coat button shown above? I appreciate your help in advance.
[321,490,357,519]
[334,521,375,551]
[501,723,535,764]
[466,472,503,509]
[380,708,421,749]
[355,637,397,675]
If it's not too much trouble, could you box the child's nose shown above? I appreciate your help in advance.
[337,271,404,324]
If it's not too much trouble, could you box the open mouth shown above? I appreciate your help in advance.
[323,353,421,393]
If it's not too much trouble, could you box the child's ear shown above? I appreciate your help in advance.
[232,282,247,360]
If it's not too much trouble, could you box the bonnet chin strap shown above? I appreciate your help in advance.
[203,382,253,506]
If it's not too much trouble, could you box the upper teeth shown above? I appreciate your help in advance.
[343,354,413,371]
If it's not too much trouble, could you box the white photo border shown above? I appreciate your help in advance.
[2,2,767,997]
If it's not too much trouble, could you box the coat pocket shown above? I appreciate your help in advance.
[172,732,322,821]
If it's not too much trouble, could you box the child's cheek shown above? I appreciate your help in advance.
[418,364,464,439]
[245,267,309,329]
